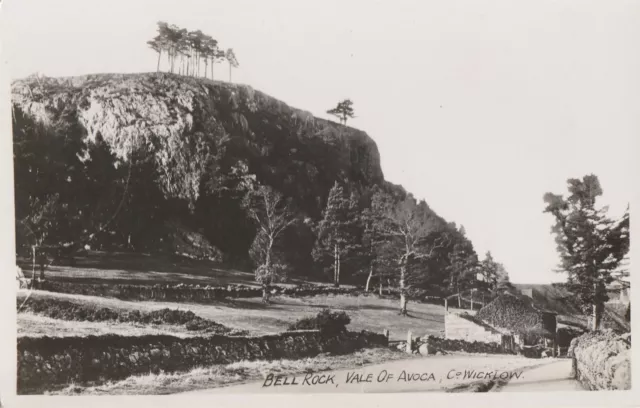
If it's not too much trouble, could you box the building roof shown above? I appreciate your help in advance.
[475,293,555,337]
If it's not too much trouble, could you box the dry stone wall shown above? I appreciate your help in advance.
[18,330,387,394]
[569,330,631,390]
[418,335,513,355]
[33,280,361,302]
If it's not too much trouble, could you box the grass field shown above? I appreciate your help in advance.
[18,289,445,341]
[18,312,202,338]
[17,250,337,287]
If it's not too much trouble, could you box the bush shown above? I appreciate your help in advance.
[288,309,351,334]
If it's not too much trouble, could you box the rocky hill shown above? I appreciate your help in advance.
[12,73,383,205]
[11,73,387,269]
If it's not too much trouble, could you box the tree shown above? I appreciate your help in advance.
[360,205,386,292]
[327,99,355,125]
[373,191,448,315]
[312,182,360,287]
[243,184,296,303]
[201,35,218,80]
[147,36,164,73]
[446,241,478,307]
[494,262,513,293]
[480,251,499,292]
[543,174,630,331]
[226,48,239,82]
[211,48,226,80]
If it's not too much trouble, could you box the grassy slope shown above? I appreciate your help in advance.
[17,250,331,287]
[18,290,444,341]
[18,313,200,338]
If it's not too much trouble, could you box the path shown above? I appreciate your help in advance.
[180,354,557,394]
[499,359,584,392]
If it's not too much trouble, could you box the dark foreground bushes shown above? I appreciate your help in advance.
[288,309,351,334]
[18,297,238,335]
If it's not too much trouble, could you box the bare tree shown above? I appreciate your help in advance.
[243,185,296,303]
[373,192,448,315]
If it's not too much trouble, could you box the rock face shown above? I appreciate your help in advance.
[569,330,631,390]
[12,73,385,261]
[12,73,383,205]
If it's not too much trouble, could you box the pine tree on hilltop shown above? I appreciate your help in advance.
[226,48,239,82]
[327,99,355,125]
[312,181,361,287]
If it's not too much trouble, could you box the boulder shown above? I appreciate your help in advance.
[418,343,435,355]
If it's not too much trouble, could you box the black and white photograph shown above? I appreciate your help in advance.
[0,0,637,404]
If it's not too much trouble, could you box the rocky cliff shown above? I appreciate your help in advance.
[12,73,383,205]
[11,73,385,266]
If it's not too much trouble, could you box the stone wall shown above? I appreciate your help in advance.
[18,330,387,394]
[419,335,513,355]
[34,280,361,303]
[569,330,631,390]
[445,312,504,344]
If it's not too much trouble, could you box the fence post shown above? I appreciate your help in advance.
[383,329,389,342]
[406,331,412,353]
[444,298,448,312]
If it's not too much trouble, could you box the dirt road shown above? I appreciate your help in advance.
[180,354,561,394]
[499,359,584,391]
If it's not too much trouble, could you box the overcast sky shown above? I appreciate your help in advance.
[2,0,638,283]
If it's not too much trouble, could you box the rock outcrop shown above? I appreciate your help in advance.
[12,73,385,261]
[12,73,383,205]
[569,330,631,390]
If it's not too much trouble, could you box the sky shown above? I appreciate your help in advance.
[2,0,638,283]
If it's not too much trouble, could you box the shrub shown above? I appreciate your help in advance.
[288,309,350,334]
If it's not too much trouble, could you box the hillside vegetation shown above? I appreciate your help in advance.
[12,73,382,267]
[12,72,478,296]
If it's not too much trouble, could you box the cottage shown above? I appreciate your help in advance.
[474,293,557,349]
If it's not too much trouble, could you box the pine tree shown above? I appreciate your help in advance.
[446,242,478,307]
[544,174,630,331]
[327,99,355,125]
[312,182,360,287]
[480,251,499,292]
[494,263,512,293]
[226,48,239,82]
